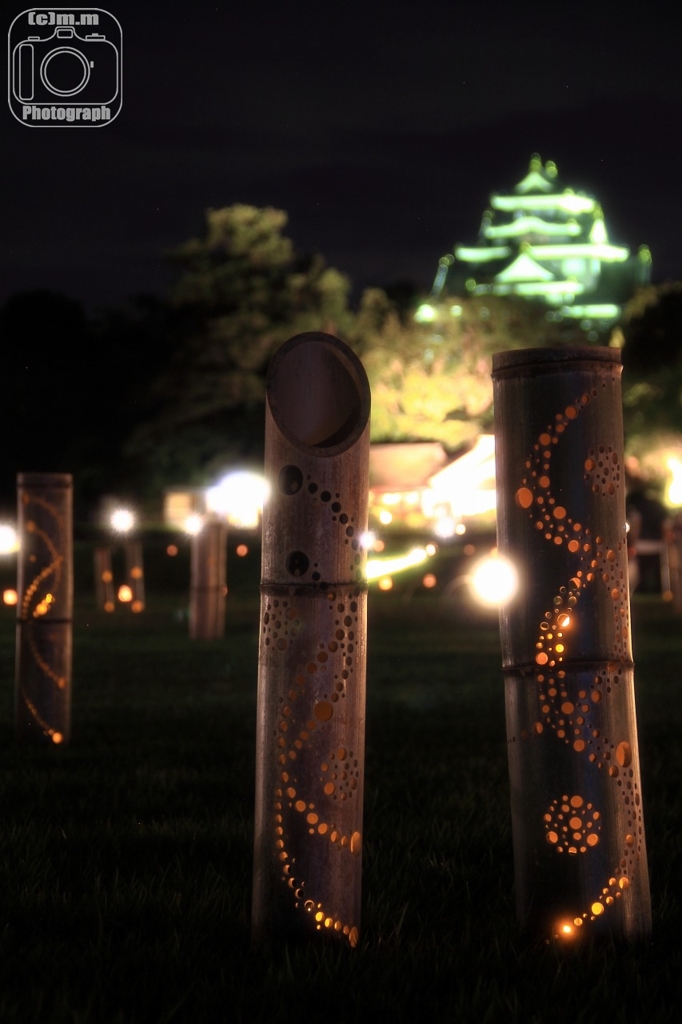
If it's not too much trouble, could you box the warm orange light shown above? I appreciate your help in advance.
[51,732,63,745]
[3,589,18,606]
[117,584,133,603]
[104,600,115,612]
[166,544,178,556]
[423,573,437,588]
[236,544,249,557]
[378,576,393,591]
[556,919,578,939]
[131,600,144,613]
[33,593,54,617]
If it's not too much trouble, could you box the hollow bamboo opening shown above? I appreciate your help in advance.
[267,334,369,451]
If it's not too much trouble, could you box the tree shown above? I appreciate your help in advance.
[618,283,682,492]
[126,205,355,489]
[358,293,575,451]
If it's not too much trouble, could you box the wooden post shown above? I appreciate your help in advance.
[252,332,371,947]
[492,347,651,942]
[125,539,145,613]
[189,519,227,639]
[16,472,73,745]
[94,546,115,611]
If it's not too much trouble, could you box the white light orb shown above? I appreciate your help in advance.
[183,514,204,536]
[0,524,18,554]
[110,508,135,533]
[434,517,456,539]
[206,471,269,528]
[471,555,518,607]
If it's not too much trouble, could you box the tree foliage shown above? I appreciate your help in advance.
[359,293,574,451]
[126,205,355,488]
[620,284,682,455]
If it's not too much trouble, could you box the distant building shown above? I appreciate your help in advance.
[368,436,497,537]
[425,154,651,336]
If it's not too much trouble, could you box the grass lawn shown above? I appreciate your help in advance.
[0,539,681,1022]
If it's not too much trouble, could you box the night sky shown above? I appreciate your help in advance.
[3,1,682,312]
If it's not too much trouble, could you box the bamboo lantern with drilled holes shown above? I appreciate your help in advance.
[16,472,73,745]
[94,546,115,612]
[492,347,651,942]
[189,519,227,639]
[125,539,145,613]
[252,332,371,947]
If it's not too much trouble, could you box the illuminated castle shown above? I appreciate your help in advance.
[429,154,651,332]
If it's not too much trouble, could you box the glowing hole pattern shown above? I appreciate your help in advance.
[256,466,366,945]
[508,386,648,934]
[17,479,72,744]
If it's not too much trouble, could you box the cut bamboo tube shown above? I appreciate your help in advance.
[125,539,145,613]
[16,472,73,745]
[94,546,115,612]
[252,332,371,947]
[492,347,651,942]
[189,519,227,639]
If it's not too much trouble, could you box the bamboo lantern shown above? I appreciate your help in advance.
[492,347,651,942]
[125,539,145,613]
[189,519,227,639]
[94,546,115,612]
[16,472,73,745]
[252,332,371,947]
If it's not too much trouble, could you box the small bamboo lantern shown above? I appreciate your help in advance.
[492,347,651,941]
[252,332,371,947]
[94,546,115,612]
[189,519,227,639]
[16,472,73,745]
[125,539,145,613]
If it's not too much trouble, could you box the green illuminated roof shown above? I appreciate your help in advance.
[484,216,582,240]
[495,253,555,283]
[429,153,651,330]
[454,245,511,261]
[527,242,629,262]
[490,193,596,215]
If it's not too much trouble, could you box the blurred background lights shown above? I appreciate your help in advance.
[0,524,18,554]
[434,516,456,539]
[3,589,18,606]
[414,302,437,323]
[206,470,269,528]
[360,530,377,550]
[378,576,393,591]
[366,546,429,582]
[117,584,133,603]
[183,513,204,536]
[236,544,249,557]
[110,508,135,533]
[471,553,519,607]
[666,455,682,506]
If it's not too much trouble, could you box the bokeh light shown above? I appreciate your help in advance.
[0,524,19,554]
[206,471,269,528]
[470,554,518,607]
[110,508,135,533]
